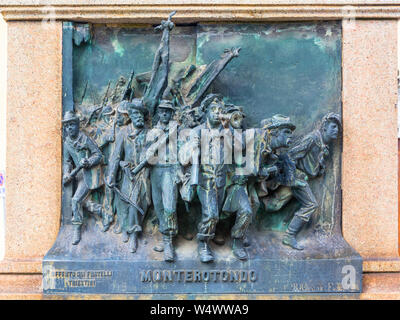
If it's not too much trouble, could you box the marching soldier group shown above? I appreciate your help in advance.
[62,93,341,263]
[61,12,342,264]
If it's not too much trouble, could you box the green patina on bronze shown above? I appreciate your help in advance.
[43,18,361,296]
[71,21,341,235]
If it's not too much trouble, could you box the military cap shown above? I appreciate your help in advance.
[128,98,150,120]
[100,105,115,116]
[117,100,130,114]
[224,104,246,117]
[321,112,342,129]
[200,93,224,112]
[62,111,80,124]
[260,114,296,131]
[157,99,175,111]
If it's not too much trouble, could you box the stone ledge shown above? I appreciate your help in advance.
[0,259,42,274]
[0,258,398,275]
[0,0,399,5]
[0,274,42,300]
[363,258,400,272]
[2,4,400,22]
[0,272,399,299]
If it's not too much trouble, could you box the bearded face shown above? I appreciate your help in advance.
[129,109,145,128]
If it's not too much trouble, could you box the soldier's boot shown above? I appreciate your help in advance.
[128,232,138,253]
[102,211,113,233]
[72,225,82,245]
[198,240,214,263]
[113,219,122,234]
[163,235,175,262]
[243,235,251,247]
[232,238,248,261]
[153,243,164,252]
[122,231,129,243]
[282,216,305,250]
[212,220,228,246]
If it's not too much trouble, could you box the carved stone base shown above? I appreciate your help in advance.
[43,220,362,295]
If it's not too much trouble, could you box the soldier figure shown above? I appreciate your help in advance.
[281,112,341,250]
[112,101,132,234]
[146,100,181,262]
[220,105,254,260]
[89,105,116,232]
[180,95,227,263]
[256,114,296,232]
[62,111,105,245]
[106,99,151,253]
[257,115,296,186]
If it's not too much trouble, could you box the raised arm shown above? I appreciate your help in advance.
[143,12,175,116]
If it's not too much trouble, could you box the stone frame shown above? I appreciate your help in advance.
[0,1,399,298]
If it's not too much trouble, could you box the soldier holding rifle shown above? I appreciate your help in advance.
[106,100,151,253]
[133,100,181,262]
[62,111,105,245]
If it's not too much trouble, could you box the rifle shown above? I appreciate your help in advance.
[119,161,135,181]
[80,79,88,104]
[102,80,111,106]
[103,173,144,216]
[131,123,178,176]
[63,164,83,185]
[122,69,135,101]
[112,186,144,216]
[85,81,111,126]
[110,116,117,142]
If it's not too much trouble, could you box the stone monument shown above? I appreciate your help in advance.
[37,14,363,296]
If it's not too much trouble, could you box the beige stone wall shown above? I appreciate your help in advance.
[4,21,62,262]
[0,1,399,297]
[342,20,399,260]
[1,20,399,261]
[0,16,7,261]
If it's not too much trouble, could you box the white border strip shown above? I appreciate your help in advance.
[0,16,6,261]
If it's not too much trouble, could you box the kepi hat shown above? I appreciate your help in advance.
[62,111,80,124]
[117,100,130,114]
[128,98,150,120]
[224,104,245,117]
[261,114,296,131]
[100,105,115,116]
[157,99,175,111]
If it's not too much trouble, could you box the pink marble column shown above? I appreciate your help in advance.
[342,20,399,260]
[2,21,62,271]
